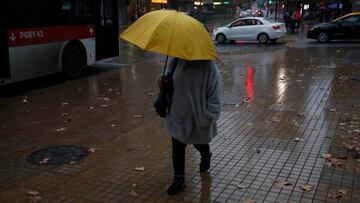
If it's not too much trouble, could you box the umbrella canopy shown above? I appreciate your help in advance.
[120,10,217,61]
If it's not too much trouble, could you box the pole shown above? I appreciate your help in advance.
[275,0,278,21]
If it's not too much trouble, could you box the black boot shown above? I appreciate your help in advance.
[200,152,212,172]
[167,175,185,195]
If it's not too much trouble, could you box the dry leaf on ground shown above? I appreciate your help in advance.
[294,137,304,142]
[56,127,66,132]
[89,148,96,153]
[129,189,138,197]
[27,190,39,196]
[244,198,256,203]
[132,184,138,188]
[29,195,42,202]
[300,184,313,192]
[22,97,29,103]
[275,178,291,188]
[69,161,77,165]
[236,184,247,189]
[328,189,348,199]
[38,158,49,165]
[322,153,333,159]
[134,166,145,171]
[133,115,143,118]
[62,102,69,106]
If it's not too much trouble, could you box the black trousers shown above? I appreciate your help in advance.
[172,137,210,176]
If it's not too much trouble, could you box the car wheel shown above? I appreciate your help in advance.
[317,32,329,43]
[216,34,226,44]
[270,39,277,43]
[62,44,86,79]
[258,33,269,44]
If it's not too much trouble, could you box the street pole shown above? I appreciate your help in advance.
[275,0,278,21]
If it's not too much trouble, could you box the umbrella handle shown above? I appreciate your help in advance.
[162,55,169,80]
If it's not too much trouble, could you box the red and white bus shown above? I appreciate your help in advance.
[0,0,120,84]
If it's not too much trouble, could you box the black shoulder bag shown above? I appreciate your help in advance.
[154,57,179,118]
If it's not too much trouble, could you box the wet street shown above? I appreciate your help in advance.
[0,34,360,202]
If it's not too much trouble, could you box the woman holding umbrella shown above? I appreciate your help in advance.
[121,10,222,195]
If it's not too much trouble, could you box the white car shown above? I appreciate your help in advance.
[212,17,287,44]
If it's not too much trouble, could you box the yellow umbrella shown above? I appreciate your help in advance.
[120,10,217,61]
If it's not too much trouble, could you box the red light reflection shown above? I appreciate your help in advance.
[245,65,254,101]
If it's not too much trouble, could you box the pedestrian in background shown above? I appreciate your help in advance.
[157,58,222,195]
[294,10,302,32]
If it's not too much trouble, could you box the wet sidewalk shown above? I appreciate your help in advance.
[0,43,359,202]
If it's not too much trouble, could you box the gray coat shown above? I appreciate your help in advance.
[165,59,222,144]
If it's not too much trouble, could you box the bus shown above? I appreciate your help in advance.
[0,0,120,84]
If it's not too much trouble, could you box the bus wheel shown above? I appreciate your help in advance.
[62,44,85,79]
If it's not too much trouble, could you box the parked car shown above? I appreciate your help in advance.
[307,12,360,42]
[212,17,287,44]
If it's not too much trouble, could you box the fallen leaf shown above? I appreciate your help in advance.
[56,127,66,132]
[134,166,145,171]
[62,113,68,117]
[78,88,83,92]
[336,155,347,159]
[272,117,280,122]
[62,102,69,106]
[297,113,305,118]
[38,158,49,165]
[147,92,155,96]
[69,161,77,165]
[330,108,336,112]
[133,115,143,118]
[100,104,108,107]
[129,189,138,197]
[275,179,291,188]
[244,198,256,203]
[89,148,96,153]
[339,122,346,126]
[325,158,343,167]
[253,148,261,153]
[111,124,116,127]
[132,184,138,188]
[29,195,42,202]
[22,97,29,103]
[328,189,348,199]
[300,184,313,192]
[322,153,333,159]
[27,190,39,196]
[89,106,94,110]
[236,184,247,189]
[294,137,304,142]
[64,118,72,123]
[338,189,348,196]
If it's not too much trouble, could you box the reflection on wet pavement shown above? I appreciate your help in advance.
[0,41,359,202]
